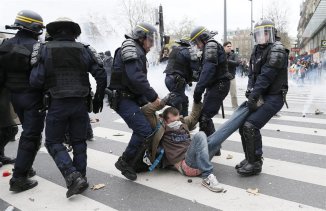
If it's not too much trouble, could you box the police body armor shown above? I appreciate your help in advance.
[164,46,192,83]
[202,39,232,85]
[0,40,32,91]
[250,41,288,95]
[44,41,90,98]
[109,39,147,95]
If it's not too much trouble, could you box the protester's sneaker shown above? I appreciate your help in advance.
[202,174,224,192]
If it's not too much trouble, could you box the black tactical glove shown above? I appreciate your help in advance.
[193,92,202,104]
[245,89,251,99]
[162,93,177,106]
[247,95,258,112]
[92,92,104,113]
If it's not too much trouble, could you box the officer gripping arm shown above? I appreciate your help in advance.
[124,57,158,102]
[30,43,46,89]
[193,41,221,102]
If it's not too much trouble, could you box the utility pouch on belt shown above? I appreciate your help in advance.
[106,88,119,111]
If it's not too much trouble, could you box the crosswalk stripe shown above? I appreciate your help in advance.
[219,109,326,125]
[211,118,326,136]
[92,127,326,187]
[38,147,323,211]
[0,165,116,211]
[224,132,326,156]
[114,117,326,151]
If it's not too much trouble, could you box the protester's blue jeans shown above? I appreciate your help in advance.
[185,102,250,178]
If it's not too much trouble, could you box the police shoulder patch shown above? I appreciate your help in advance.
[268,41,288,69]
[30,41,44,66]
[121,39,138,62]
[204,40,219,64]
[83,43,103,67]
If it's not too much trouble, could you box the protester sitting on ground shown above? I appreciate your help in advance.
[141,98,225,192]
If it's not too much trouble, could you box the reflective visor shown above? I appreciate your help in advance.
[254,25,275,45]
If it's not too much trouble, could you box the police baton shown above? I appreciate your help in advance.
[221,101,225,119]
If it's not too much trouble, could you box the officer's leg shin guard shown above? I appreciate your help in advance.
[45,143,75,177]
[235,126,248,169]
[237,122,262,176]
[199,115,215,137]
[71,141,87,177]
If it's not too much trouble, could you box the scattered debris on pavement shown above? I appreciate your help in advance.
[246,188,259,195]
[187,179,192,183]
[315,109,323,115]
[113,133,124,136]
[226,154,233,159]
[91,184,106,190]
[2,170,11,177]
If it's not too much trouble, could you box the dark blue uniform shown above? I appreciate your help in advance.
[236,41,288,176]
[242,42,288,157]
[164,45,200,116]
[0,31,45,178]
[30,37,106,178]
[193,39,232,136]
[110,38,158,164]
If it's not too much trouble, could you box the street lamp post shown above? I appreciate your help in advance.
[224,0,227,43]
[249,0,253,50]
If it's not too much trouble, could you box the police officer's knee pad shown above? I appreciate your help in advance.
[45,143,67,157]
[243,121,260,138]
[18,135,42,152]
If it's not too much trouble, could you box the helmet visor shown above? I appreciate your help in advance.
[254,26,275,45]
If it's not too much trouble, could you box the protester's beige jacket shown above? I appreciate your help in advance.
[141,101,203,162]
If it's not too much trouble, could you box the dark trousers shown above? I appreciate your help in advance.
[242,94,284,155]
[45,98,88,177]
[165,74,189,116]
[200,81,230,135]
[117,98,153,160]
[11,91,45,178]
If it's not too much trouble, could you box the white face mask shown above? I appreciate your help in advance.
[167,121,183,130]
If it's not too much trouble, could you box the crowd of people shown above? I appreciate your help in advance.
[0,10,288,198]
[289,59,323,84]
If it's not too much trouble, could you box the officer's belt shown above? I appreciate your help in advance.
[118,90,136,99]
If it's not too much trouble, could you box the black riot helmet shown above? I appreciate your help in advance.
[189,26,211,44]
[126,23,157,41]
[5,10,44,35]
[46,17,81,38]
[254,19,276,45]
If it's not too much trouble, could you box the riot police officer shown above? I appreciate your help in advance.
[236,20,288,176]
[189,27,232,137]
[30,17,107,197]
[164,39,200,116]
[0,10,45,192]
[109,23,160,181]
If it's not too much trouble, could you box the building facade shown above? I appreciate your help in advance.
[297,0,326,65]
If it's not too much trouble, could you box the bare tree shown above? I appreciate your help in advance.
[264,0,292,48]
[166,17,195,40]
[119,0,156,33]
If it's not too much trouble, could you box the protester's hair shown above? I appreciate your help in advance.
[223,41,232,47]
[162,107,179,121]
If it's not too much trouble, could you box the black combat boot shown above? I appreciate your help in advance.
[115,155,137,181]
[9,177,38,192]
[65,171,89,198]
[27,167,36,178]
